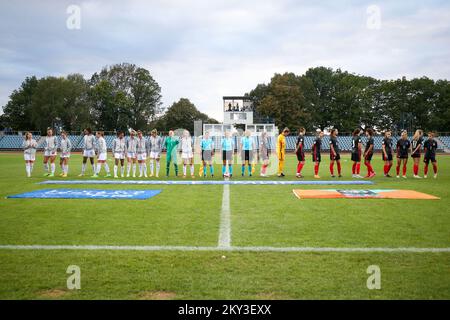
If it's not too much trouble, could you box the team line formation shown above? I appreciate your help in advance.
[21,126,439,179]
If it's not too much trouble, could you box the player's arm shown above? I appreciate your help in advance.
[412,141,421,154]
[111,140,115,158]
[382,143,387,158]
[330,141,336,156]
[312,142,316,161]
[278,137,284,160]
[365,144,373,158]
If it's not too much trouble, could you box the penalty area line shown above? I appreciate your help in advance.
[0,245,449,253]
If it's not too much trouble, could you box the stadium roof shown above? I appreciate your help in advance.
[222,96,252,101]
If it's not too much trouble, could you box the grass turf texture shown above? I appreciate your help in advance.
[0,152,449,299]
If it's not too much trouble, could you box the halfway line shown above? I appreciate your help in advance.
[218,184,231,248]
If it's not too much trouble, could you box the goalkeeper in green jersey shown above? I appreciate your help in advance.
[165,130,179,177]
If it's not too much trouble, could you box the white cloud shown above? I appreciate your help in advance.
[0,0,449,121]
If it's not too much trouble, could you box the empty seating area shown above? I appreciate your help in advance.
[439,136,450,149]
[0,133,448,152]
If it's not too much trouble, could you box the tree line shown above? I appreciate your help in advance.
[246,67,450,133]
[0,63,216,134]
[1,64,449,134]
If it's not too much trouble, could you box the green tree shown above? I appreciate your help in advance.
[154,98,218,133]
[61,74,91,131]
[2,76,39,130]
[29,76,67,132]
[248,73,313,132]
[90,63,162,130]
[432,80,450,132]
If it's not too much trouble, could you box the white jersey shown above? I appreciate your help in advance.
[83,134,96,151]
[59,138,72,154]
[181,137,193,153]
[112,137,126,153]
[136,137,147,154]
[23,139,37,155]
[148,136,162,153]
[97,137,107,154]
[126,137,137,153]
[44,136,57,153]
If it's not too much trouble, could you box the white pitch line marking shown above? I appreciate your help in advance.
[0,245,449,253]
[218,184,231,248]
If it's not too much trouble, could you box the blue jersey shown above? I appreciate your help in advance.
[241,136,253,150]
[221,137,234,151]
[201,138,213,151]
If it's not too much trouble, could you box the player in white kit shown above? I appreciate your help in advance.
[147,129,162,178]
[43,128,57,177]
[136,130,148,177]
[92,131,111,178]
[79,128,96,176]
[126,129,138,177]
[22,132,37,177]
[58,131,72,177]
[181,130,195,178]
[112,131,126,178]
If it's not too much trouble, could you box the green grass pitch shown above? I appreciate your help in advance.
[0,152,449,299]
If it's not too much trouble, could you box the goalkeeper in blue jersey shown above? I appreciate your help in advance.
[200,131,214,178]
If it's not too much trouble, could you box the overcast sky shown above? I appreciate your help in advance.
[1,0,449,121]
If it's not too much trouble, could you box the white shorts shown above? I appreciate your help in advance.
[149,151,160,159]
[44,150,57,157]
[182,151,194,159]
[98,153,107,161]
[127,152,137,159]
[137,153,147,161]
[83,150,95,158]
[24,154,36,161]
[60,153,71,159]
[114,152,125,160]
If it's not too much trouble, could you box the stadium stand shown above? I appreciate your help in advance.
[438,136,450,149]
[0,133,448,152]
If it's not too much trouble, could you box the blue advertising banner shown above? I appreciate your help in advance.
[8,189,162,200]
